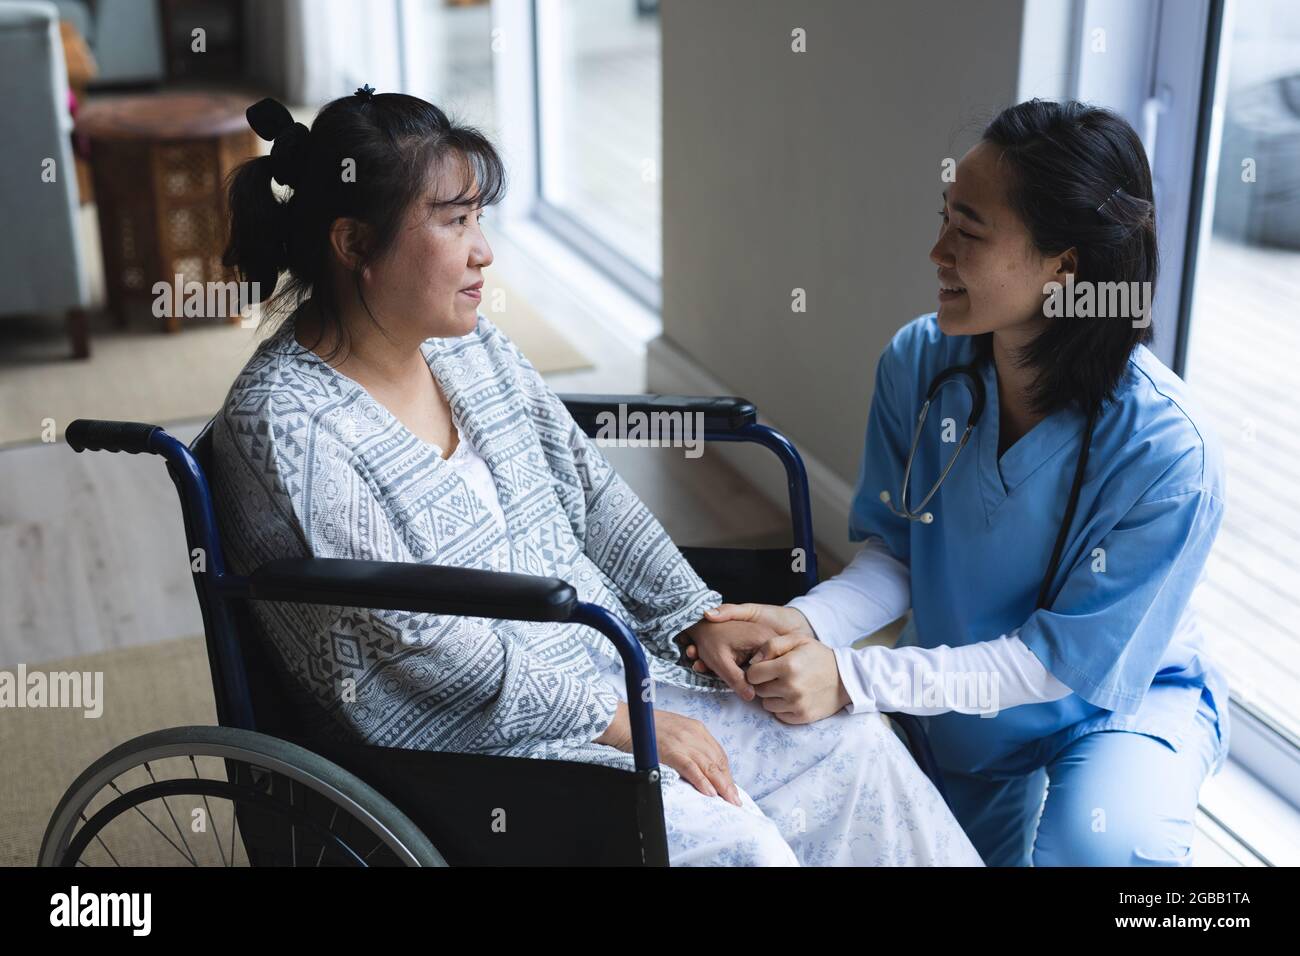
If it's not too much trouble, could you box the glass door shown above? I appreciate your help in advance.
[1180,0,1300,751]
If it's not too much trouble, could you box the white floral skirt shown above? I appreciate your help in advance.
[598,658,985,866]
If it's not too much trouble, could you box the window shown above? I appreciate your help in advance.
[1025,0,1300,811]
[399,0,497,135]
[1180,0,1300,749]
[534,0,662,303]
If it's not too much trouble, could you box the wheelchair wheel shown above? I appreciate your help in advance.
[39,725,446,867]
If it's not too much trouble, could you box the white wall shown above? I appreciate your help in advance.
[654,0,1027,560]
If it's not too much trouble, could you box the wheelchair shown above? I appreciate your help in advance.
[40,395,948,866]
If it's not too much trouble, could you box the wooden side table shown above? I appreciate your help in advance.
[75,92,259,332]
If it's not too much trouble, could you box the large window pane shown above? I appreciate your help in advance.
[403,0,497,136]
[1184,0,1300,743]
[536,0,662,277]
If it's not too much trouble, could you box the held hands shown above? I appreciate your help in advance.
[597,601,853,805]
[683,604,811,698]
[747,633,851,724]
[690,603,852,724]
[677,616,773,700]
[701,602,811,637]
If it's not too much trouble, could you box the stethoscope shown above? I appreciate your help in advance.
[879,363,1099,610]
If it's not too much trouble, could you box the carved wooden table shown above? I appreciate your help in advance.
[76,92,258,331]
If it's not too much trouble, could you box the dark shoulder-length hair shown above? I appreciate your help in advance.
[975,98,1158,415]
[222,91,505,364]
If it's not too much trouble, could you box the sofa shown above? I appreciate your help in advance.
[0,1,93,357]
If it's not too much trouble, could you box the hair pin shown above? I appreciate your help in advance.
[1096,177,1132,214]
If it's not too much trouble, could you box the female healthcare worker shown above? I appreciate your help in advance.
[687,99,1229,867]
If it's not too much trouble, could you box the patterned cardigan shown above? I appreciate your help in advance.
[213,304,729,775]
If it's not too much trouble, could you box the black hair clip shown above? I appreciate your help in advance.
[355,84,376,100]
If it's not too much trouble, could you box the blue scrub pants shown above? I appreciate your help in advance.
[938,695,1220,866]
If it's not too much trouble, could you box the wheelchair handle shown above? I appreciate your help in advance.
[66,419,161,456]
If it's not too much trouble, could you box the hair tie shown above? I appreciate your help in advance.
[246,97,310,189]
[355,84,376,101]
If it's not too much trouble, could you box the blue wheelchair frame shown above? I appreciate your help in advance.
[67,394,947,865]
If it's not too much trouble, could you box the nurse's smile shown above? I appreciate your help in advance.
[929,141,1076,353]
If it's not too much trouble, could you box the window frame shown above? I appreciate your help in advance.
[1032,0,1300,824]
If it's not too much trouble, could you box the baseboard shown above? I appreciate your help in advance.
[646,333,859,568]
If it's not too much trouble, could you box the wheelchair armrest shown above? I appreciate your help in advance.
[558,394,757,436]
[242,558,662,772]
[244,557,577,622]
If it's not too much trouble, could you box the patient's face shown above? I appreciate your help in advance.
[365,154,494,339]
[928,140,1068,340]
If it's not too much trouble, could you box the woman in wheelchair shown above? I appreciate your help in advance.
[213,88,983,866]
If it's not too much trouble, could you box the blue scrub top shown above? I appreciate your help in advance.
[849,314,1229,778]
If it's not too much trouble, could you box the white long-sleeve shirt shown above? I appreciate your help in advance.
[786,538,1072,717]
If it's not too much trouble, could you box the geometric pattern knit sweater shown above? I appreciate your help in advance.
[213,303,728,776]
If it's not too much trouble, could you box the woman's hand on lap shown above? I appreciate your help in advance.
[652,710,743,806]
[595,702,742,806]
